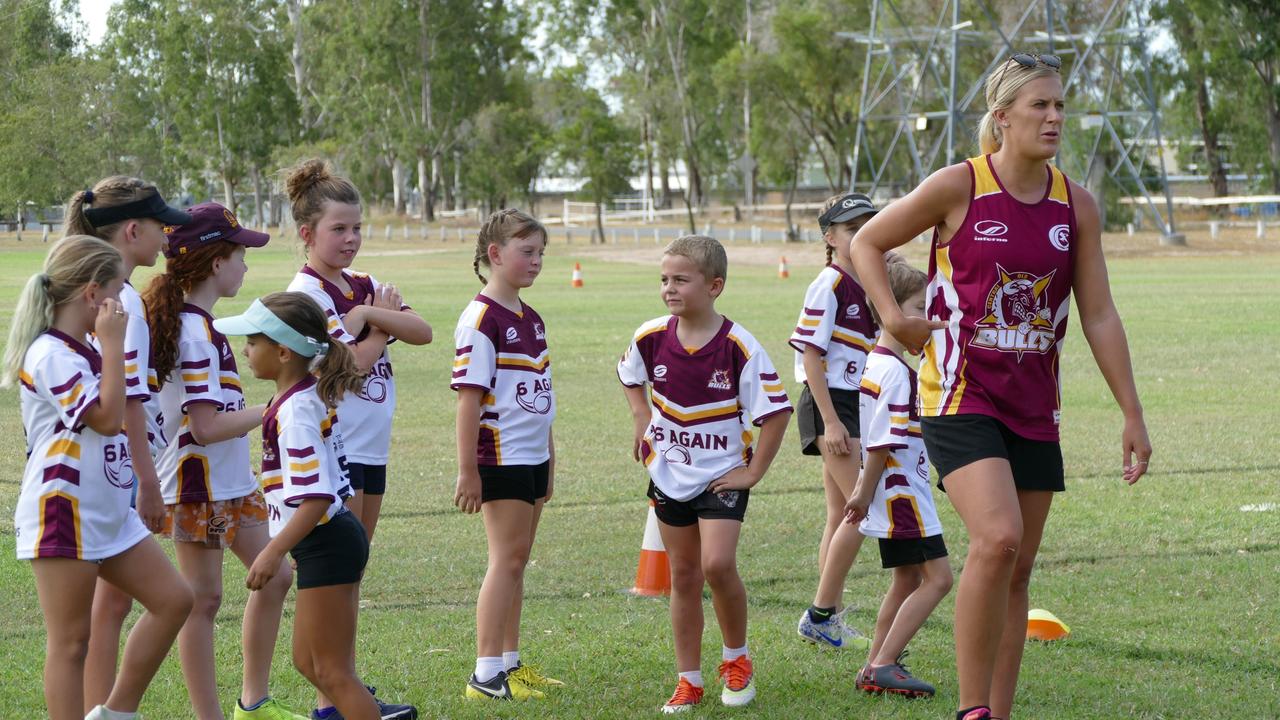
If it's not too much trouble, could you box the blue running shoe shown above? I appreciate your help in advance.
[796,609,871,650]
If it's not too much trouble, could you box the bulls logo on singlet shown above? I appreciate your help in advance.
[919,155,1076,442]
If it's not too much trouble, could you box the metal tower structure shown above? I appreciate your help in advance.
[839,0,1183,243]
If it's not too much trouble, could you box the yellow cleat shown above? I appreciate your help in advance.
[464,671,545,701]
[232,697,310,720]
[509,662,565,689]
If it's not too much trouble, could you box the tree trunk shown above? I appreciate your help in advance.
[392,158,407,214]
[430,151,443,220]
[660,156,671,210]
[417,154,430,220]
[595,199,606,245]
[1267,92,1280,194]
[15,206,23,243]
[785,153,799,241]
[1193,76,1228,198]
[251,166,264,228]
[643,113,655,216]
[286,0,313,133]
[453,150,462,210]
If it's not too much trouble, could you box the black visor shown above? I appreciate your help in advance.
[83,192,191,228]
[818,193,878,232]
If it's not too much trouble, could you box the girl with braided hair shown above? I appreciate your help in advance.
[452,208,562,700]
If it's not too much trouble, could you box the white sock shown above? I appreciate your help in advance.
[722,644,749,661]
[475,656,504,683]
[502,650,520,671]
[678,670,704,687]
[85,707,138,720]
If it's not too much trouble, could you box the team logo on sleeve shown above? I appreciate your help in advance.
[845,305,861,318]
[970,264,1057,359]
[707,369,732,390]
[1048,223,1071,251]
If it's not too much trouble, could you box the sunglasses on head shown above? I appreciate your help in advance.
[992,53,1062,100]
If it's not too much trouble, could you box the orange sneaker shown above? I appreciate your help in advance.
[661,678,704,714]
[718,655,755,706]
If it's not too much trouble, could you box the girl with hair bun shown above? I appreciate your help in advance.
[283,159,429,720]
[851,54,1152,720]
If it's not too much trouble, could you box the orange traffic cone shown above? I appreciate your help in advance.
[630,500,671,596]
[778,256,790,279]
[571,262,584,288]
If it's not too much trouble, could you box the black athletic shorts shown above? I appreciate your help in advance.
[290,509,369,589]
[647,481,749,527]
[797,385,860,456]
[877,534,948,569]
[480,461,550,505]
[347,463,387,496]
[922,414,1065,493]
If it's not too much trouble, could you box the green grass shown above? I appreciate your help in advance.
[0,239,1277,719]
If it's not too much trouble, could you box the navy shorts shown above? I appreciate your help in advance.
[923,414,1065,492]
[797,385,860,456]
[347,463,387,496]
[290,509,369,589]
[480,462,550,505]
[647,481,749,527]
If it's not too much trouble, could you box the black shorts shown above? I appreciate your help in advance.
[877,534,948,569]
[290,509,369,589]
[797,385,860,456]
[480,462,550,505]
[647,481,749,527]
[347,463,387,496]
[922,414,1065,493]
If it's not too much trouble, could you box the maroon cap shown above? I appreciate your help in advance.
[163,202,269,258]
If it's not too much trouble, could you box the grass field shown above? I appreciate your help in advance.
[0,234,1277,719]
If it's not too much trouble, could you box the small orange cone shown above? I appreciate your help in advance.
[1026,609,1071,641]
[630,500,671,596]
[778,256,790,279]
[571,262,584,288]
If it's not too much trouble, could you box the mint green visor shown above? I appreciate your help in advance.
[213,299,326,358]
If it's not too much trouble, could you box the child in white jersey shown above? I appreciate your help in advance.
[3,236,193,720]
[791,192,880,650]
[216,291,379,720]
[453,209,562,701]
[61,177,194,711]
[845,261,953,699]
[619,236,792,712]
[143,203,303,720]
[282,159,428,720]
[284,159,432,543]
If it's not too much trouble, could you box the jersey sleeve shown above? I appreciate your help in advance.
[298,284,357,346]
[176,339,223,411]
[277,422,341,507]
[616,329,650,388]
[32,349,101,431]
[451,323,497,392]
[123,315,151,402]
[739,347,792,426]
[860,365,912,451]
[788,276,837,355]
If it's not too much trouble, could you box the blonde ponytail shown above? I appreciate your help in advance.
[3,236,123,386]
[978,57,1061,155]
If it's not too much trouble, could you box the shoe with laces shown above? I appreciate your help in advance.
[464,671,545,701]
[718,655,755,707]
[856,651,935,698]
[234,697,309,720]
[797,609,871,650]
[508,661,565,688]
[661,678,704,713]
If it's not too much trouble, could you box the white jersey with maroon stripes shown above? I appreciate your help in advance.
[789,265,878,390]
[260,375,352,537]
[119,281,166,454]
[857,347,940,540]
[154,305,256,505]
[288,267,401,465]
[618,315,793,502]
[14,330,148,560]
[451,294,555,466]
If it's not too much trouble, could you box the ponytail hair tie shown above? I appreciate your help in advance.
[39,273,51,290]
[83,189,94,204]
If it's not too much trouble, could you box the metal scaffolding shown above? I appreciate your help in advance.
[839,0,1183,243]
